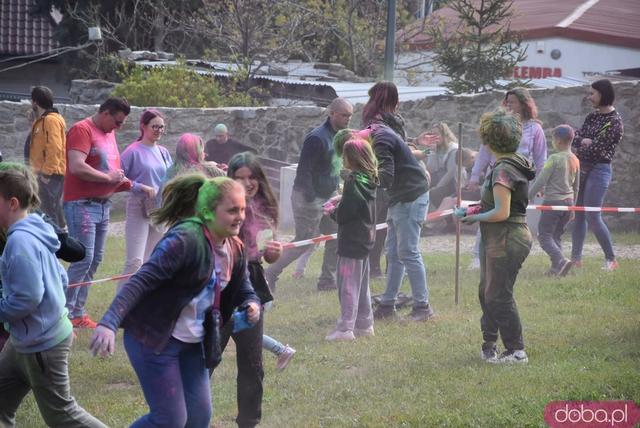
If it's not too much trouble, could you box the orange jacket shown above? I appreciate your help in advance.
[30,111,66,175]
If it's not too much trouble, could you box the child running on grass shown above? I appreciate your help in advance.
[228,152,296,370]
[0,167,106,427]
[325,137,378,341]
[91,175,261,427]
[528,125,580,276]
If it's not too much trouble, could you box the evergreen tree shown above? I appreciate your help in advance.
[428,0,526,93]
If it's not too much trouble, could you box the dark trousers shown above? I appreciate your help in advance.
[218,312,264,428]
[265,189,337,290]
[479,222,532,351]
[369,188,388,275]
[37,173,66,229]
[537,199,572,271]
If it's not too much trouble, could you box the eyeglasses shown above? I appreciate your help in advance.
[151,124,166,132]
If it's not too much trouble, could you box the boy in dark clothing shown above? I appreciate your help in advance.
[265,98,353,292]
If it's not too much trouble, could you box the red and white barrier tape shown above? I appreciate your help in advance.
[528,205,640,213]
[67,203,637,289]
[67,273,133,289]
[281,209,454,250]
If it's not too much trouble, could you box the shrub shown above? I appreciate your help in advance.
[112,60,258,108]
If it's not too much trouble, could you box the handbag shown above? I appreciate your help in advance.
[202,225,223,369]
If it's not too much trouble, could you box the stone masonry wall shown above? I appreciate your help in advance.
[0,81,638,229]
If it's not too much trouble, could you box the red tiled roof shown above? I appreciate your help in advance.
[0,0,59,56]
[400,0,640,50]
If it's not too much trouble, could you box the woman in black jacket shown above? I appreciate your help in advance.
[90,174,260,428]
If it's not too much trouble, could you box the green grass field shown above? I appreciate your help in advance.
[14,234,640,428]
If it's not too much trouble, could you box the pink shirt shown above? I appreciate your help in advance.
[63,117,131,201]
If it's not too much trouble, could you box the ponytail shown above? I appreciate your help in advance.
[152,173,206,226]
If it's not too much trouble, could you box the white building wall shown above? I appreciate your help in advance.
[519,37,640,78]
[396,37,640,85]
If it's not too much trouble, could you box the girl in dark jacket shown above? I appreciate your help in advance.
[325,138,378,341]
[90,174,260,428]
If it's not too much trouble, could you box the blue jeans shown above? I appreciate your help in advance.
[381,191,430,306]
[124,331,211,428]
[571,163,615,262]
[64,199,111,318]
[263,334,285,355]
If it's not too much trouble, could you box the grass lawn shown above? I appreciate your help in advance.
[15,234,640,428]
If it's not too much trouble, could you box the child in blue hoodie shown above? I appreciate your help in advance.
[0,167,106,427]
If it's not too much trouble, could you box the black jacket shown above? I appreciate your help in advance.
[293,118,339,201]
[99,218,259,352]
[370,124,430,206]
[331,171,377,259]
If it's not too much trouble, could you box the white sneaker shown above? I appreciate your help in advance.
[601,260,619,271]
[325,329,355,342]
[467,258,481,271]
[489,349,528,364]
[276,345,296,371]
[353,326,375,338]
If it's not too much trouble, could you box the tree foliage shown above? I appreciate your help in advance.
[34,0,418,80]
[112,60,257,108]
[428,0,527,93]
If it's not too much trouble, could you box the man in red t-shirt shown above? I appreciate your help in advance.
[63,98,139,328]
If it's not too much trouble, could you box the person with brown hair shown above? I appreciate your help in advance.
[91,175,260,427]
[362,82,434,322]
[571,79,623,271]
[29,86,67,229]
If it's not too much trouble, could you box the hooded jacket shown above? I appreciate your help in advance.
[481,153,536,222]
[0,214,72,353]
[30,110,67,176]
[331,171,377,259]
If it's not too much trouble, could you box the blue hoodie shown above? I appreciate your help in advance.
[0,214,72,353]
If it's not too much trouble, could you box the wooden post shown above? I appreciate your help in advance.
[455,122,463,305]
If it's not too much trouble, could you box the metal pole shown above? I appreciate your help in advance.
[384,0,396,81]
[455,122,463,305]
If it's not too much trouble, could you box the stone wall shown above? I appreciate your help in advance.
[1,81,638,230]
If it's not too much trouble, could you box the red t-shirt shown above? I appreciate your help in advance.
[63,117,132,201]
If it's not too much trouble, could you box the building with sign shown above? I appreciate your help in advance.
[397,0,640,85]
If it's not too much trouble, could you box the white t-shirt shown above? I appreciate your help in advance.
[171,239,232,343]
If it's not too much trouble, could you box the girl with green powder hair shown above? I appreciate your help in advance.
[91,173,261,427]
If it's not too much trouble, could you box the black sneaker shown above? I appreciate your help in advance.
[480,342,498,361]
[409,304,435,322]
[558,260,573,277]
[373,304,397,320]
[490,349,528,364]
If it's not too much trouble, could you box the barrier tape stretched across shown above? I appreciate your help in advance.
[528,205,640,213]
[67,203,637,289]
[280,208,454,250]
